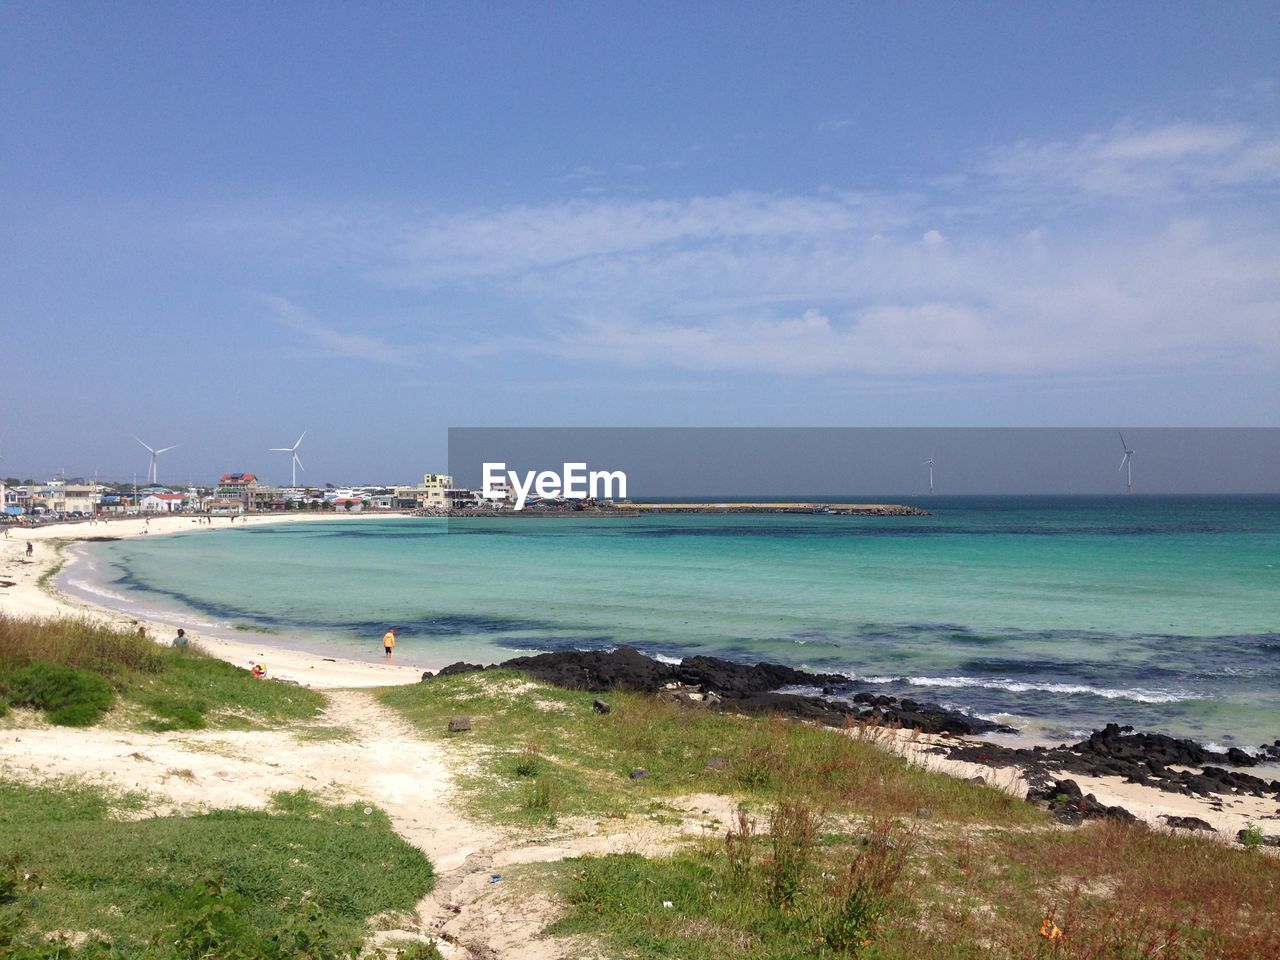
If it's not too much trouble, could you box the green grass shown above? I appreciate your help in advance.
[292,724,358,743]
[0,779,436,958]
[33,540,69,592]
[234,623,281,635]
[377,670,1040,828]
[0,614,324,731]
[123,649,325,730]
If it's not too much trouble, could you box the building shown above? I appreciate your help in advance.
[422,474,452,508]
[393,473,456,511]
[217,473,259,509]
[39,482,98,515]
[141,493,187,513]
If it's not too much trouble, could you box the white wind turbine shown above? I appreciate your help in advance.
[136,438,177,486]
[270,431,306,487]
[924,456,936,495]
[1118,432,1134,495]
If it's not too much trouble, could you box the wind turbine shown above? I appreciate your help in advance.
[924,456,935,495]
[136,438,177,486]
[270,431,306,487]
[1118,432,1134,495]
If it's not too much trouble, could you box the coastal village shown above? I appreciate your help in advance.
[0,472,492,522]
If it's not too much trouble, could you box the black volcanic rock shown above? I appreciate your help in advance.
[1027,779,1138,824]
[1163,815,1215,832]
[673,655,845,696]
[934,723,1280,801]
[421,645,1011,736]
[501,646,673,691]
[437,661,487,678]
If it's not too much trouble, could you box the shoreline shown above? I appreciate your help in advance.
[3,511,1278,837]
[2,512,428,687]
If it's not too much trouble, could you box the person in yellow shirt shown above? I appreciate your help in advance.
[382,628,397,659]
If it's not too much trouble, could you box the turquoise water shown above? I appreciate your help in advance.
[69,496,1280,746]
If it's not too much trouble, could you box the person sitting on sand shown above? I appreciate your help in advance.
[172,628,188,649]
[383,628,396,659]
[251,662,266,679]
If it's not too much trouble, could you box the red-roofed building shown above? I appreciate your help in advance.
[216,473,259,510]
[141,492,188,513]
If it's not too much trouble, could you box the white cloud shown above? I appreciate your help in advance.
[222,114,1280,383]
[982,120,1280,198]
[266,296,411,366]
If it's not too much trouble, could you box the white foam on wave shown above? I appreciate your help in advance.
[856,674,1192,704]
[63,578,132,604]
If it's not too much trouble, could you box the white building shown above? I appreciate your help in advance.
[141,492,187,513]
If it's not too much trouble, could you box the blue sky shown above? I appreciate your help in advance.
[2,3,1278,484]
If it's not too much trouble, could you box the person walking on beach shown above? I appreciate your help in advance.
[383,628,397,659]
[25,541,33,558]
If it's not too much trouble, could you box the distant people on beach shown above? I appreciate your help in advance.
[383,628,397,659]
[251,662,267,679]
[25,541,33,558]
[172,628,188,649]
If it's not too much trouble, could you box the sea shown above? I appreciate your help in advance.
[63,495,1280,749]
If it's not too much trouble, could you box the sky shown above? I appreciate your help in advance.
[2,3,1278,486]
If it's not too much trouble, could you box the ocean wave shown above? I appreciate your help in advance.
[63,578,133,604]
[856,674,1193,704]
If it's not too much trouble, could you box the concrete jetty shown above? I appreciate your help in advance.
[610,502,929,516]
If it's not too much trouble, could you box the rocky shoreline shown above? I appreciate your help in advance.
[424,646,1280,837]
[428,644,1015,736]
[935,723,1280,808]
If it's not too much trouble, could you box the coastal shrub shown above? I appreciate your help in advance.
[0,662,114,726]
[724,805,757,889]
[822,818,913,951]
[0,613,324,730]
[1238,822,1263,850]
[0,614,163,675]
[764,799,818,910]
